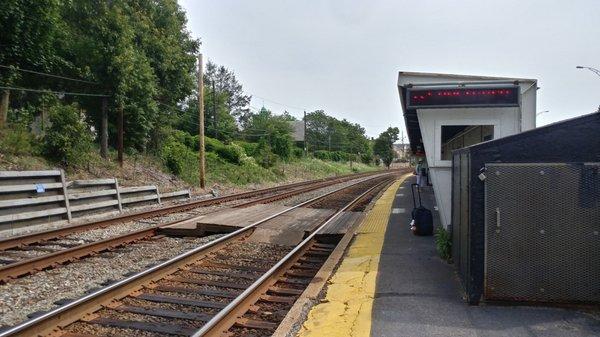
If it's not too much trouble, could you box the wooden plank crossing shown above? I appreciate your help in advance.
[318,211,363,234]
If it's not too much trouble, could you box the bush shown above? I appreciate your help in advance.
[236,141,259,157]
[204,136,225,152]
[271,131,293,159]
[292,147,304,159]
[314,150,331,161]
[160,138,199,184]
[43,104,93,167]
[360,153,372,165]
[0,124,36,156]
[216,144,242,164]
[313,150,354,162]
[254,140,278,168]
[435,227,452,262]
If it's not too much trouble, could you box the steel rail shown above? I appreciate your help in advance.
[0,172,388,282]
[0,170,383,251]
[193,177,395,336]
[0,173,393,337]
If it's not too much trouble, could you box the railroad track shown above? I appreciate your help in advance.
[0,171,389,283]
[0,173,398,337]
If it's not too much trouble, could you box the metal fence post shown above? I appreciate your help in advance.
[155,186,162,205]
[114,178,123,212]
[60,169,72,222]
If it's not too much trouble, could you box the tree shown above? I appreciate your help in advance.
[305,110,371,158]
[43,103,94,167]
[62,0,199,152]
[373,127,399,168]
[176,61,250,142]
[204,61,251,126]
[244,107,294,159]
[0,0,67,126]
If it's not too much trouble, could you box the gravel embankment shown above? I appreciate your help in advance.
[0,234,223,328]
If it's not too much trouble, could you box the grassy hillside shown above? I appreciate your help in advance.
[0,149,378,194]
[0,125,379,194]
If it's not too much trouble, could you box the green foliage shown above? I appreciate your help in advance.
[360,152,373,165]
[435,227,452,262]
[204,136,225,152]
[162,140,194,175]
[313,150,330,161]
[292,147,304,159]
[215,144,243,164]
[0,0,66,84]
[373,127,400,168]
[236,141,259,157]
[253,139,278,168]
[305,110,371,158]
[313,150,353,162]
[177,60,251,141]
[244,108,293,153]
[160,133,199,184]
[42,104,94,167]
[0,124,36,156]
[2,1,199,152]
[271,131,293,159]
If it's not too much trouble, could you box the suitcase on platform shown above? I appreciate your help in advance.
[410,183,433,236]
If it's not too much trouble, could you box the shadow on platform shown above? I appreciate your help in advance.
[371,176,600,337]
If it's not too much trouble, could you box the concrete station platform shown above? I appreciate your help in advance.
[297,175,600,337]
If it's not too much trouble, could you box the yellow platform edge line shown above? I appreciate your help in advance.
[297,173,411,337]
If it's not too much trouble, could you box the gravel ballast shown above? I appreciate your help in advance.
[0,234,223,327]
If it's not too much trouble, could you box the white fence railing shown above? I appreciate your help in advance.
[0,170,191,231]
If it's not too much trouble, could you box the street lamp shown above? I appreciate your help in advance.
[536,110,549,116]
[576,65,600,78]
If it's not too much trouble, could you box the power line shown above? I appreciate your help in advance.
[0,65,99,85]
[0,85,109,97]
[158,102,272,136]
[252,94,306,111]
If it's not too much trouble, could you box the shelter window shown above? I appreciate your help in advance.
[441,125,494,160]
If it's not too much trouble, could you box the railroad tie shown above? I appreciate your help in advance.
[153,284,240,299]
[204,261,269,273]
[135,293,227,309]
[167,276,250,290]
[114,304,214,321]
[88,317,198,336]
[234,317,278,330]
[268,286,303,295]
[186,267,258,280]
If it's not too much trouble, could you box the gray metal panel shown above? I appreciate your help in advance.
[484,163,600,303]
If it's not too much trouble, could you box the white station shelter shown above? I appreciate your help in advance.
[397,71,538,228]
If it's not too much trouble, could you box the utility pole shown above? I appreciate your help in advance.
[303,110,307,156]
[328,133,331,152]
[100,97,108,158]
[198,53,206,189]
[212,80,217,138]
[400,131,405,161]
[0,90,8,128]
[117,104,124,167]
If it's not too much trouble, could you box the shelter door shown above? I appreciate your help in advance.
[484,163,600,303]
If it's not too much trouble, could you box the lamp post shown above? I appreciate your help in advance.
[576,66,600,78]
[536,110,549,116]
[576,66,600,112]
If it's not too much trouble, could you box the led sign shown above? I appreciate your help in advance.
[406,86,520,109]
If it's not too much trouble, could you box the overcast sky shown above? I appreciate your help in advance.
[180,0,599,138]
